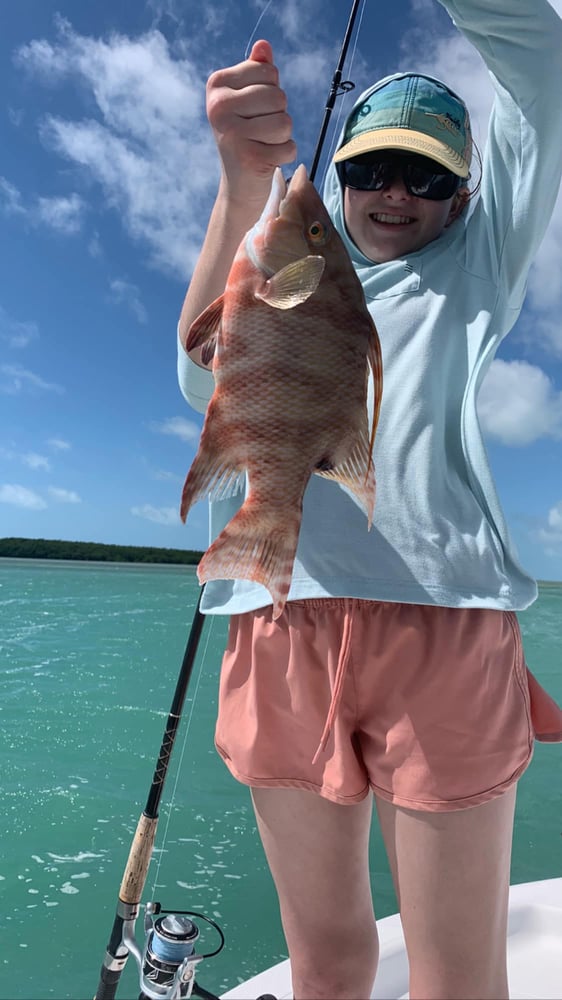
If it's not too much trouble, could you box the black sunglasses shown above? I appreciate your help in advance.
[338,152,465,201]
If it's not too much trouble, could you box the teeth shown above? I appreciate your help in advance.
[372,214,413,225]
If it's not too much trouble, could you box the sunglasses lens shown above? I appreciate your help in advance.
[406,164,461,200]
[340,155,462,200]
[341,160,388,190]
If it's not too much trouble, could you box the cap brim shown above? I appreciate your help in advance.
[333,128,470,178]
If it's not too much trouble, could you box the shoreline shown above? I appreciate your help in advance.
[0,537,203,566]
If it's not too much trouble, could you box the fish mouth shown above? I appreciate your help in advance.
[247,168,292,267]
[266,167,288,221]
[256,164,319,266]
[278,163,309,225]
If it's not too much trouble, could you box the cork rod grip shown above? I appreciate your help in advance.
[119,812,157,905]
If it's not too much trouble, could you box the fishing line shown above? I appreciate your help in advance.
[244,0,276,59]
[150,610,216,897]
[318,0,367,192]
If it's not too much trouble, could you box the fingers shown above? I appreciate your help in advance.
[206,40,297,188]
[207,47,280,99]
[209,81,288,131]
[248,39,274,64]
[240,108,293,146]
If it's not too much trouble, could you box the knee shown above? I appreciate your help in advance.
[292,961,378,1000]
[290,925,379,1000]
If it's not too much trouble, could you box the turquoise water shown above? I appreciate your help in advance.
[1,558,560,1000]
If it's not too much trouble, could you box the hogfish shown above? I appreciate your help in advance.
[181,163,383,619]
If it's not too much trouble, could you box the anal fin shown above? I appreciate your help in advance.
[181,453,244,522]
[315,428,376,527]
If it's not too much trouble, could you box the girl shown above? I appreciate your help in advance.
[178,1,562,996]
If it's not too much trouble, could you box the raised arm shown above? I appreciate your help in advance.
[178,40,296,370]
[440,0,562,300]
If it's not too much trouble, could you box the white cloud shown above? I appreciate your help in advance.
[10,11,344,279]
[0,176,85,234]
[0,177,26,216]
[0,364,64,395]
[146,0,185,29]
[152,467,183,483]
[8,107,24,127]
[48,437,71,451]
[22,452,51,471]
[48,487,81,503]
[36,193,85,234]
[548,502,562,530]
[282,48,334,100]
[0,307,39,349]
[0,484,47,509]
[150,416,201,442]
[131,503,180,525]
[262,0,330,49]
[88,231,103,258]
[15,20,218,278]
[477,359,562,446]
[537,500,562,556]
[109,279,148,324]
[527,314,562,359]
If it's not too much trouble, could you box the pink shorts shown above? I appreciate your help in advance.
[215,599,560,812]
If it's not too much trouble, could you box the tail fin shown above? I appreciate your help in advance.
[197,501,300,620]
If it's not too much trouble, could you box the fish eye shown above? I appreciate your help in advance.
[308,221,327,244]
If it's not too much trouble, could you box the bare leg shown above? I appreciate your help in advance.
[251,787,378,1000]
[376,786,517,1000]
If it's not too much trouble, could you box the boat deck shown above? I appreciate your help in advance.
[221,878,562,1000]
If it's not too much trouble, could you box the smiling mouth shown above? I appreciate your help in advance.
[371,213,414,225]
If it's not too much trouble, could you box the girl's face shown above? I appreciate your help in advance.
[343,175,468,263]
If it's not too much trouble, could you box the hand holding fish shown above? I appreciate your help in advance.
[179,41,296,364]
[206,40,296,200]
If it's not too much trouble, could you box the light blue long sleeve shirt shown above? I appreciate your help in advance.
[178,0,562,615]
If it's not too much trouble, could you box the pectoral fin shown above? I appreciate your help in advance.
[255,255,325,309]
[185,294,224,361]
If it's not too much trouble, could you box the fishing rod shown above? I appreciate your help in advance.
[93,591,225,1000]
[93,5,363,997]
[309,0,363,183]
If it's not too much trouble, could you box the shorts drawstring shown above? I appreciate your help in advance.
[312,610,353,765]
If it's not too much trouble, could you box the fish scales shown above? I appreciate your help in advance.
[181,164,383,618]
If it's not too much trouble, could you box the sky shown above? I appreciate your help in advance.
[1,0,562,581]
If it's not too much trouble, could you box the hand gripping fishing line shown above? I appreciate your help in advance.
[93,4,365,998]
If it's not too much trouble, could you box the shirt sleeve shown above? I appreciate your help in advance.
[439,0,562,305]
[177,325,214,414]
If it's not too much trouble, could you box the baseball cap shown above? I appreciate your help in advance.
[333,74,472,178]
